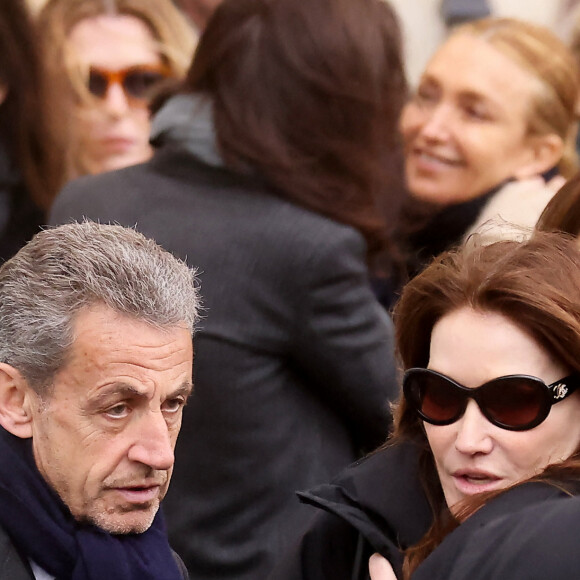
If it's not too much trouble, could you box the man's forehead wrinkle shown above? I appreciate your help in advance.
[92,383,146,397]
[66,338,192,370]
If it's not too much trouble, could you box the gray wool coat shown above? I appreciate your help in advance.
[49,105,399,580]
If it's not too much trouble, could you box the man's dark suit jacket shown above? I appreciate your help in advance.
[0,526,33,580]
[50,145,398,580]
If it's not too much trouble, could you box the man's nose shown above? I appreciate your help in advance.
[454,400,494,456]
[127,411,175,471]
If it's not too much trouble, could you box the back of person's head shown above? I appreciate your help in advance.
[453,17,579,178]
[537,172,580,236]
[393,232,580,442]
[0,221,200,394]
[0,0,62,209]
[183,0,408,259]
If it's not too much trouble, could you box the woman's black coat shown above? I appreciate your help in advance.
[49,123,399,579]
[270,442,432,580]
[273,440,580,580]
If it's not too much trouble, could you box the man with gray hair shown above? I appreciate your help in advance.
[0,221,200,580]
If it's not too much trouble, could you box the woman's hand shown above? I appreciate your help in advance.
[369,553,397,580]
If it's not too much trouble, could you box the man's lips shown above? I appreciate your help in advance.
[452,469,502,495]
[106,478,166,504]
[111,485,161,504]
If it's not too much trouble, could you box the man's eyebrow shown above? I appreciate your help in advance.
[85,381,193,410]
[85,384,147,410]
[169,382,194,399]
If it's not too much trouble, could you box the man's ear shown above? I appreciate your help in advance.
[0,363,36,439]
[513,133,564,180]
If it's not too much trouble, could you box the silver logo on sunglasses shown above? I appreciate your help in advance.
[553,383,568,399]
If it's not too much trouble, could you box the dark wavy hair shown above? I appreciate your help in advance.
[182,0,408,265]
[390,232,580,577]
[0,0,63,209]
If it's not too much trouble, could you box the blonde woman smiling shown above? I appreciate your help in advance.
[398,18,579,273]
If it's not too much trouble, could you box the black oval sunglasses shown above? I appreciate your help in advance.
[403,367,580,431]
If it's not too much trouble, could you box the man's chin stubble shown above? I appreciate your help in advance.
[87,502,159,535]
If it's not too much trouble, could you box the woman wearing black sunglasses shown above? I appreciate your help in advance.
[271,231,580,580]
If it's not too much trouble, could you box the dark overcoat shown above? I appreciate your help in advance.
[50,145,399,580]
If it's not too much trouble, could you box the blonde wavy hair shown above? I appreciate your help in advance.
[37,0,196,178]
[455,17,580,179]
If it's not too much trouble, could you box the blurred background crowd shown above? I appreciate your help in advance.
[6,0,580,579]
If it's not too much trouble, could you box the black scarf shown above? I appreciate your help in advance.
[0,427,184,579]
[402,167,560,278]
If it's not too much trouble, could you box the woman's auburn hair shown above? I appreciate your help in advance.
[181,0,408,264]
[390,231,580,576]
[454,17,580,179]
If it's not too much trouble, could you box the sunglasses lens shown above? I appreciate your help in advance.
[87,70,108,98]
[481,378,546,429]
[406,372,465,424]
[123,71,166,99]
